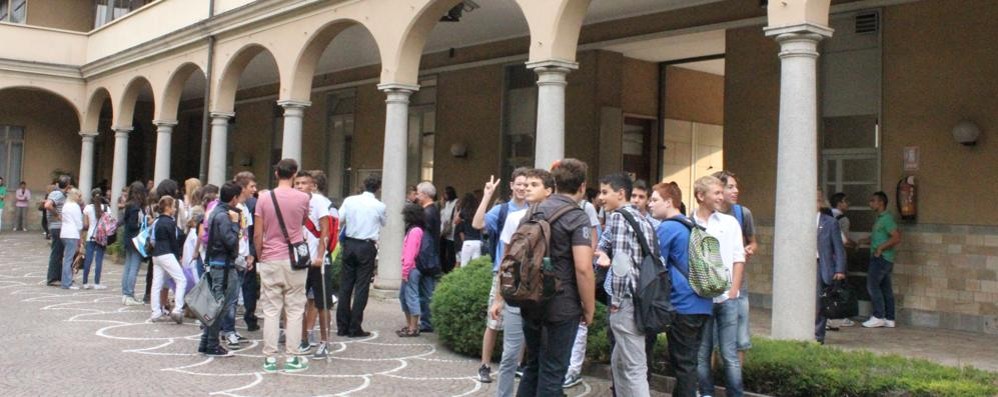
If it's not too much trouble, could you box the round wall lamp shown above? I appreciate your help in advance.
[952,120,981,146]
[450,143,468,158]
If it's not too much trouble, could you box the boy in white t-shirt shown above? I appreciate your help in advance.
[295,171,335,360]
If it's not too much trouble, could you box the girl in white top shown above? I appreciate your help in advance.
[82,188,111,289]
[59,189,85,289]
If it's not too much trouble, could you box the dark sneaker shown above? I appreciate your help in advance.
[477,364,492,383]
[313,342,329,360]
[298,340,313,354]
[284,356,309,373]
[204,346,230,357]
[246,323,260,332]
[263,357,278,373]
[515,364,526,378]
[347,330,372,338]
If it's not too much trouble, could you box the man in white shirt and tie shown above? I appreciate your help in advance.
[336,174,387,337]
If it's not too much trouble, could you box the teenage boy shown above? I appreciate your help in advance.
[860,191,901,329]
[488,168,553,397]
[198,181,244,357]
[563,183,602,389]
[631,179,660,229]
[470,168,529,383]
[45,175,71,286]
[515,161,595,397]
[220,172,258,349]
[336,174,386,337]
[649,181,712,397]
[711,170,756,364]
[234,172,261,332]
[595,172,657,397]
[254,159,311,373]
[828,191,856,327]
[815,190,847,344]
[414,181,440,333]
[693,175,746,397]
[294,170,333,359]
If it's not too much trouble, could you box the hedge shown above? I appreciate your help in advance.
[432,258,998,396]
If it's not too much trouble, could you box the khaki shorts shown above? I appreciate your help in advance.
[486,273,504,331]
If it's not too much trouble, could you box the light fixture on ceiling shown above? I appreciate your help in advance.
[952,120,981,146]
[441,1,480,23]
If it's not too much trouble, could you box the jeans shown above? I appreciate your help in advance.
[610,298,650,397]
[735,294,752,350]
[418,274,437,330]
[82,241,105,285]
[243,267,259,328]
[698,299,743,397]
[60,238,79,288]
[220,270,245,335]
[337,238,377,335]
[496,306,524,397]
[399,268,421,316]
[867,256,896,321]
[668,314,709,397]
[199,267,239,350]
[121,244,143,298]
[15,207,28,230]
[47,228,64,283]
[517,317,580,397]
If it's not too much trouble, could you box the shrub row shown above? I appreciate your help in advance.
[433,257,998,396]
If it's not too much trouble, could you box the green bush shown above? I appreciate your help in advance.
[431,256,499,358]
[431,261,998,396]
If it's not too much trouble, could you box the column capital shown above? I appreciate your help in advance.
[153,119,179,128]
[209,111,235,119]
[525,59,579,72]
[277,99,312,109]
[764,22,833,39]
[377,82,420,94]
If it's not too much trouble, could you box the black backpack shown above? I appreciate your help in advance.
[416,228,442,277]
[620,210,676,333]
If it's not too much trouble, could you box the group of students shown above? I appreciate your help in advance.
[452,159,759,397]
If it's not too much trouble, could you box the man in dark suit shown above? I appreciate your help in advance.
[816,192,847,344]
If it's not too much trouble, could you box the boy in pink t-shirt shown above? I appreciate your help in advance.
[252,159,312,373]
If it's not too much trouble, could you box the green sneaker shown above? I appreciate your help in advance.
[262,357,278,373]
[284,356,309,373]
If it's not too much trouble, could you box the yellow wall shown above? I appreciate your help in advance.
[26,0,93,32]
[0,88,81,190]
[881,0,998,225]
[665,66,724,125]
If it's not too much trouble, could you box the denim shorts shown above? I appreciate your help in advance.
[399,269,421,316]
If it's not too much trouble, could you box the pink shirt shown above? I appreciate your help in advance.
[255,187,310,263]
[401,227,424,279]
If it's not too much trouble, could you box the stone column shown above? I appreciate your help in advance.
[526,60,577,169]
[78,131,99,203]
[110,127,132,212]
[375,83,418,290]
[153,120,178,185]
[278,100,310,163]
[207,112,234,186]
[764,23,833,341]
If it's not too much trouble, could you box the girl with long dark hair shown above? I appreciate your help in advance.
[82,188,110,289]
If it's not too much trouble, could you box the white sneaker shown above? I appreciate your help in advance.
[862,317,886,328]
[123,296,144,306]
[94,284,108,290]
[67,285,80,290]
[885,320,896,328]
[839,318,856,327]
[83,284,92,290]
[149,313,168,322]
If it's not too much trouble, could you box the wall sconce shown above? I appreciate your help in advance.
[239,155,254,167]
[952,120,981,146]
[450,143,468,158]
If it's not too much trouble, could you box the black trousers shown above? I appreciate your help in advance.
[143,259,154,301]
[440,239,456,274]
[517,317,580,397]
[336,238,377,335]
[46,228,64,283]
[666,314,709,397]
[243,267,260,327]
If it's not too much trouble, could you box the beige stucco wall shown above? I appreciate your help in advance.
[0,88,81,192]
[621,57,658,118]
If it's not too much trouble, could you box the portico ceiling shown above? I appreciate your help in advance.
[181,0,723,100]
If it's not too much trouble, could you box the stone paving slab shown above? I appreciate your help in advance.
[0,233,643,396]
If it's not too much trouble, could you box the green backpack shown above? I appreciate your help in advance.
[665,217,729,298]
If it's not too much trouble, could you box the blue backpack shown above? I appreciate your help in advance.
[416,228,441,277]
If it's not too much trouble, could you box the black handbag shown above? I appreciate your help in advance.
[271,190,311,270]
[820,280,859,319]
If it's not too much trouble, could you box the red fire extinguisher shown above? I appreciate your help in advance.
[896,176,916,221]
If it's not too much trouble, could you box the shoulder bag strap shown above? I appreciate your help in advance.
[619,209,655,260]
[270,190,293,245]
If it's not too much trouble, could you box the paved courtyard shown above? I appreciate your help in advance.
[0,233,631,396]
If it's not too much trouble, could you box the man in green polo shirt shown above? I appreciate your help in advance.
[860,191,901,328]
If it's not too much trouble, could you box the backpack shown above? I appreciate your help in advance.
[94,208,118,247]
[305,212,340,255]
[487,202,510,260]
[664,217,729,298]
[415,228,441,277]
[619,210,676,333]
[498,203,578,308]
